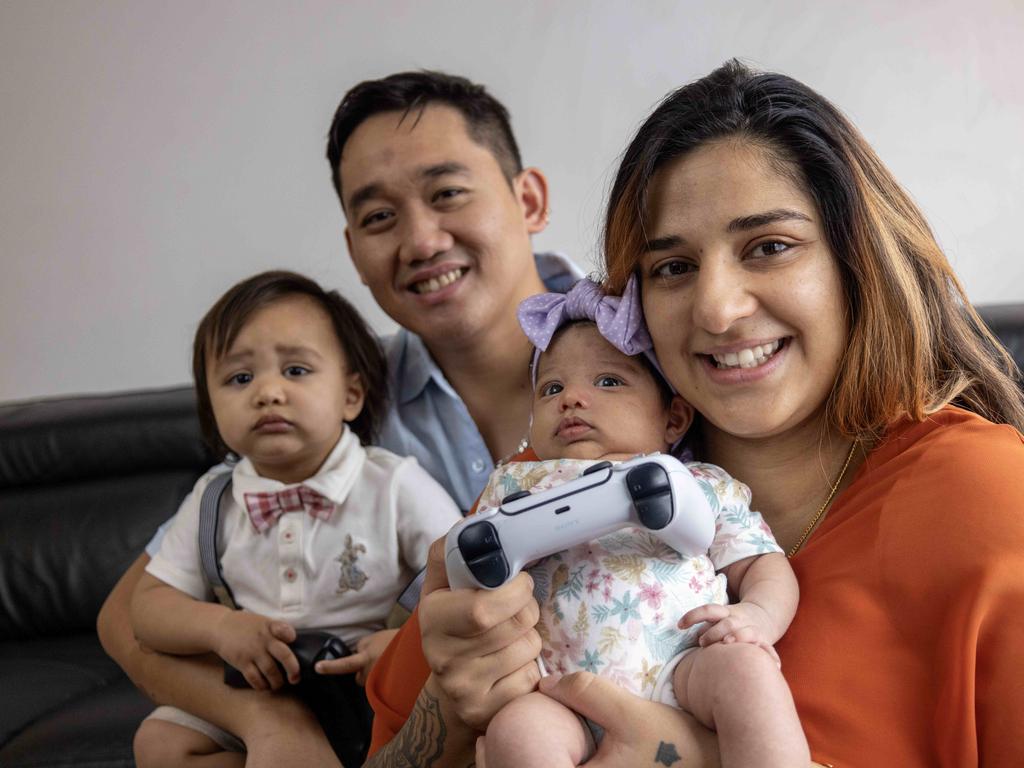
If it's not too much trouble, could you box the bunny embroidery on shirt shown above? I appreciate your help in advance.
[336,534,368,593]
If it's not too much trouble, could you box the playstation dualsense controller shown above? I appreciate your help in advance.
[445,454,715,590]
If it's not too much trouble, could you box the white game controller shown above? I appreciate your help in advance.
[445,454,715,590]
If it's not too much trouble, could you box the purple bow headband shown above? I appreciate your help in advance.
[517,276,654,385]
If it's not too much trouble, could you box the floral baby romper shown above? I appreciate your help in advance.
[476,458,782,705]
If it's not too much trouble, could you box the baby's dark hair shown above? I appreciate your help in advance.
[536,320,675,408]
[193,270,387,458]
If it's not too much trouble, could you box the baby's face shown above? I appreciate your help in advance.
[529,324,689,461]
[206,295,364,484]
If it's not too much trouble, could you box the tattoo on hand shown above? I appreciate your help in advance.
[655,740,682,766]
[365,689,446,767]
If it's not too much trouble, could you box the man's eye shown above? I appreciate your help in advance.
[284,366,311,377]
[433,188,465,204]
[539,382,563,397]
[595,375,623,388]
[227,372,252,386]
[360,209,394,228]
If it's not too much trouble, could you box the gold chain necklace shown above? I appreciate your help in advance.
[786,441,858,558]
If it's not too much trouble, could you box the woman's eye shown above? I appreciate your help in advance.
[284,366,311,377]
[595,375,623,388]
[751,240,790,258]
[539,381,563,397]
[652,259,695,279]
[227,372,252,386]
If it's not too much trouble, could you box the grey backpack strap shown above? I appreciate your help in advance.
[198,472,238,610]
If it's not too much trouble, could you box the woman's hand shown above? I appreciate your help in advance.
[314,628,399,685]
[418,536,543,732]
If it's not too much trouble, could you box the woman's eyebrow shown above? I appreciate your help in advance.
[645,234,684,252]
[727,208,811,232]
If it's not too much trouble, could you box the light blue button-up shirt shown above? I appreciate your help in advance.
[147,252,583,553]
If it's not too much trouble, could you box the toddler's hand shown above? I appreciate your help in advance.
[679,602,781,664]
[214,610,300,690]
[314,628,399,686]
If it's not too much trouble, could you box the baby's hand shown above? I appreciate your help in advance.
[679,602,781,665]
[214,610,300,690]
[315,628,399,686]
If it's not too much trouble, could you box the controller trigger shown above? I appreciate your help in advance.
[502,490,532,504]
[582,461,613,476]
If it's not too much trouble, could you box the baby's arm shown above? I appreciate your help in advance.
[130,571,300,690]
[680,553,798,650]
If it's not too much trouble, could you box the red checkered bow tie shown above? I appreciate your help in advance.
[243,486,334,533]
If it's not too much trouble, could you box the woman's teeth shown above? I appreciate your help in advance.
[413,268,465,295]
[711,340,782,369]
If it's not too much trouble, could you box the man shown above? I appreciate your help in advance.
[97,70,580,767]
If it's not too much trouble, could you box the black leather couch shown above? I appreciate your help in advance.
[2,305,1022,768]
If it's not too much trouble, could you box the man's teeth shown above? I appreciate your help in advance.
[413,269,465,295]
[711,340,782,369]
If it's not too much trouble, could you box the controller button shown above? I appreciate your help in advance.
[458,521,501,560]
[501,490,533,504]
[467,552,511,588]
[582,461,613,476]
[625,464,672,499]
[634,496,674,530]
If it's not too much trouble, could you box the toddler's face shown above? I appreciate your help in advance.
[206,294,364,484]
[529,324,691,461]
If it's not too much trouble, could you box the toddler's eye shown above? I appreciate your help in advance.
[227,372,252,386]
[595,375,624,388]
[539,381,563,397]
[284,366,311,377]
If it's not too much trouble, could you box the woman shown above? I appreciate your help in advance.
[364,60,1024,767]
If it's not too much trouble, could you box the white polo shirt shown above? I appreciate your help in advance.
[146,426,460,646]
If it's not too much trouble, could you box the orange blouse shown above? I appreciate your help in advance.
[367,408,1024,765]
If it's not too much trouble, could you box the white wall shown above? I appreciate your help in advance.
[2,0,1022,402]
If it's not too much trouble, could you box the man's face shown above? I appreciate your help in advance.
[339,104,546,345]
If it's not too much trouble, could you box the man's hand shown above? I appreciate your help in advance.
[679,601,781,663]
[418,536,543,732]
[314,628,399,685]
[213,611,300,690]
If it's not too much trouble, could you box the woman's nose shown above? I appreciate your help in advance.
[399,206,455,264]
[690,258,757,335]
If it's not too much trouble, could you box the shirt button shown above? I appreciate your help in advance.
[283,528,295,542]
[284,568,297,582]
[471,458,486,473]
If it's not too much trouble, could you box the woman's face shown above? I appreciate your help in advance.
[639,140,847,442]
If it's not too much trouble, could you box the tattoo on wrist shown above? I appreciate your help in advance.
[655,740,682,766]
[367,689,446,767]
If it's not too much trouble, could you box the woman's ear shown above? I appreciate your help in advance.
[664,395,694,447]
[514,167,550,235]
[341,371,366,423]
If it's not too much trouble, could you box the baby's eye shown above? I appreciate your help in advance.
[284,366,311,377]
[539,381,563,397]
[227,372,252,386]
[595,375,624,388]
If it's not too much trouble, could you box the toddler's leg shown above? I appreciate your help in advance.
[484,690,592,768]
[673,644,810,768]
[134,717,245,768]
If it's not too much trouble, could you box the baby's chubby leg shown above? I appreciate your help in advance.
[673,643,809,768]
[134,718,245,768]
[484,690,592,768]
